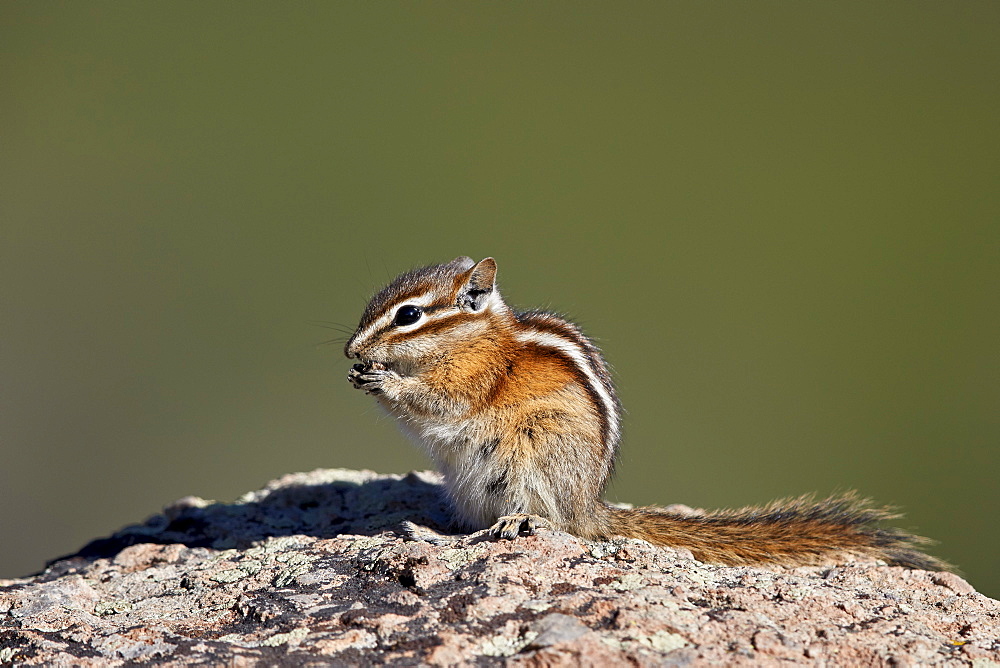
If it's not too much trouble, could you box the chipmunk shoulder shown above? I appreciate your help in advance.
[345,256,947,570]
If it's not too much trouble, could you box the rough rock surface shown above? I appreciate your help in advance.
[1,469,998,666]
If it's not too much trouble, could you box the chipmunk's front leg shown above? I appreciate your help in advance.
[349,362,465,417]
[348,362,402,397]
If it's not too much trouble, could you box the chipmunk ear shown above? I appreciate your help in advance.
[458,257,497,311]
[447,256,476,271]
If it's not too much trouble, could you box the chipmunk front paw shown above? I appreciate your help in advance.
[348,361,399,395]
[488,513,551,540]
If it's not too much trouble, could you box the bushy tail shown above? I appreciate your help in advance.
[604,492,949,570]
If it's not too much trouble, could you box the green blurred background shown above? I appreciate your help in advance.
[2,3,997,596]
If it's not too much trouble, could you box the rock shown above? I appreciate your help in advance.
[1,468,997,666]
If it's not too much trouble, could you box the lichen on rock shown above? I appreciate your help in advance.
[1,469,997,665]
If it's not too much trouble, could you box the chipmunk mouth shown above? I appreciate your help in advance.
[357,358,390,372]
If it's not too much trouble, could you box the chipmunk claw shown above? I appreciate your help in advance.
[488,513,551,540]
[399,520,459,546]
[348,361,396,395]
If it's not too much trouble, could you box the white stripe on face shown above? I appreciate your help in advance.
[351,293,441,350]
[351,286,510,353]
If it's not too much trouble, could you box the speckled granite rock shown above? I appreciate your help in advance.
[1,469,998,666]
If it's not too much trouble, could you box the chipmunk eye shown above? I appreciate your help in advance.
[393,305,423,326]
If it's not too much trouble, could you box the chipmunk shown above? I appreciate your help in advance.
[345,256,947,570]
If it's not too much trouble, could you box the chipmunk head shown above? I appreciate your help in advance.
[344,256,507,374]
